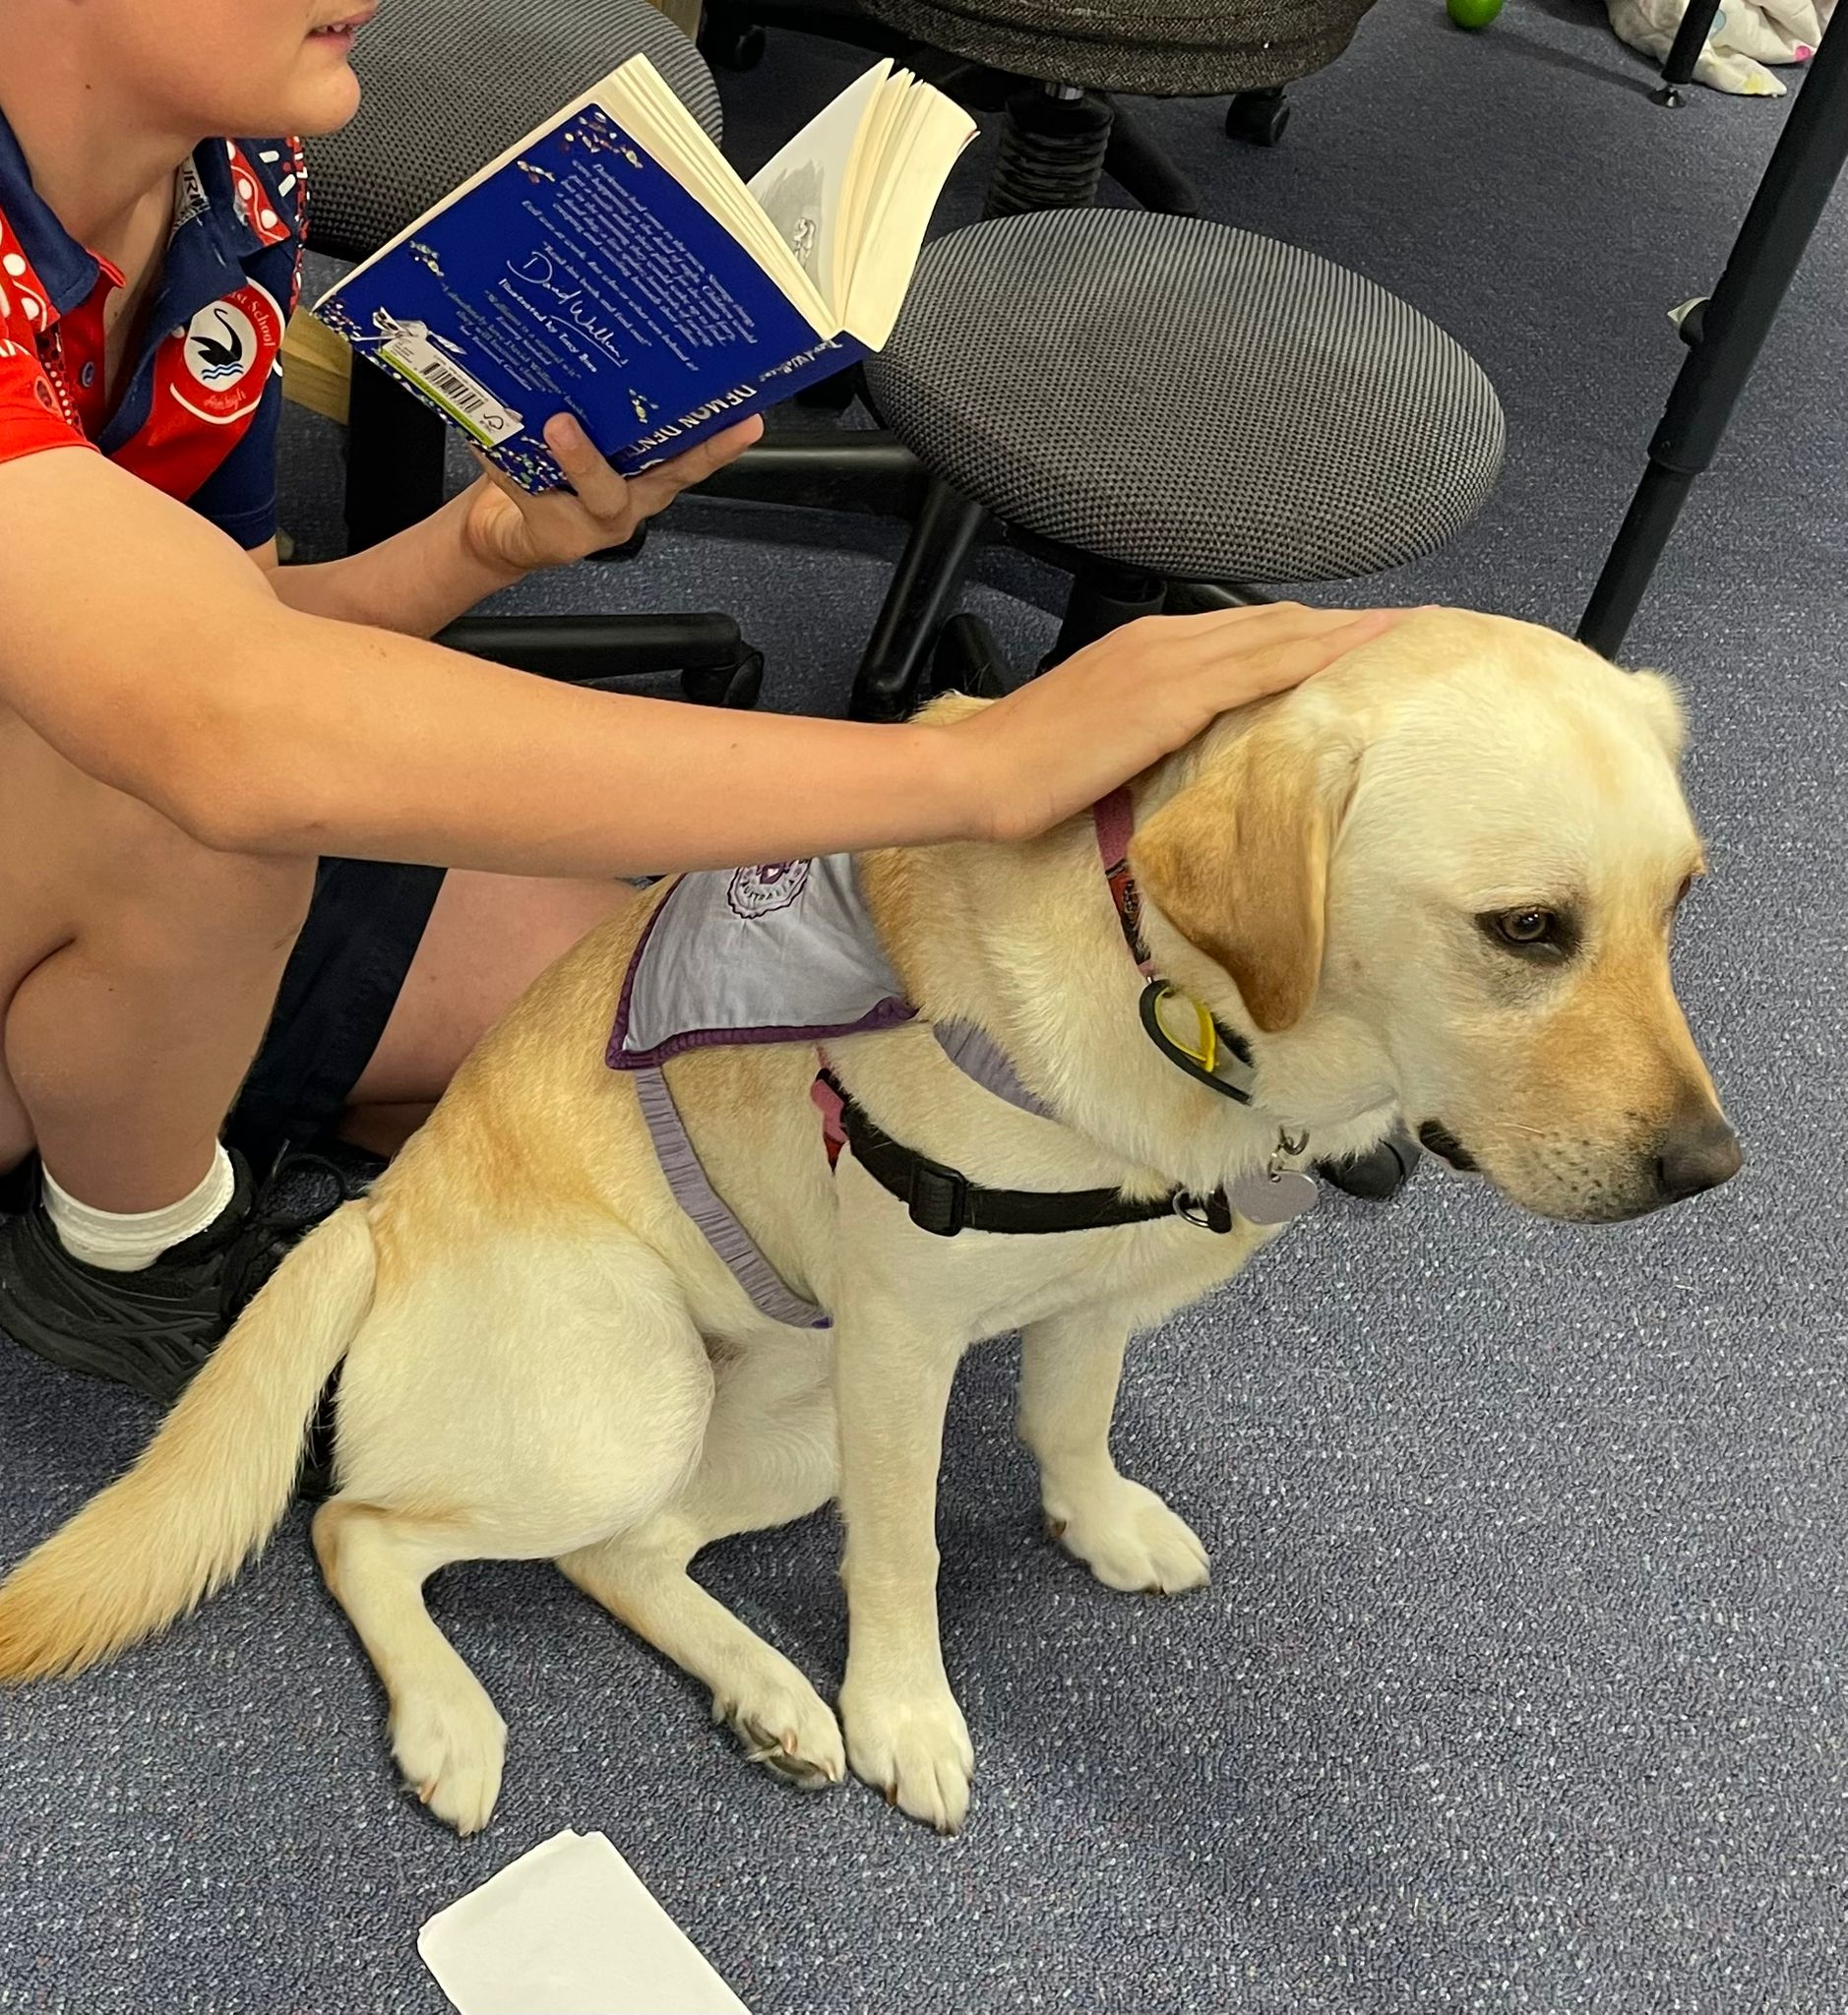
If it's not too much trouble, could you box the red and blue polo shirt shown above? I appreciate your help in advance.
[0,108,305,550]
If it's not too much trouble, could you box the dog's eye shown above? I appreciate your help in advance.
[1495,908,1555,946]
[1477,906,1573,960]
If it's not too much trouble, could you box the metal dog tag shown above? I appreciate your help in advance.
[1228,1168,1319,1227]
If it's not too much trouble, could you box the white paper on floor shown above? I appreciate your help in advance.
[417,1828,751,2015]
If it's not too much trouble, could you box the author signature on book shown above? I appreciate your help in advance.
[501,252,630,370]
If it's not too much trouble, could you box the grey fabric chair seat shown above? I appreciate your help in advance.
[859,0,1373,93]
[306,0,722,263]
[864,209,1506,583]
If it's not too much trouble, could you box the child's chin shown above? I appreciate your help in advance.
[283,64,362,138]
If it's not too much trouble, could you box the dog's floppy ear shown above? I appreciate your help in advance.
[1627,670,1686,764]
[1129,715,1351,1034]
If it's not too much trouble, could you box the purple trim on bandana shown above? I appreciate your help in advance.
[606,875,918,1071]
[634,1068,831,1330]
[932,1021,1056,1122]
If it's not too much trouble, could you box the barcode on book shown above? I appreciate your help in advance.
[381,332,524,444]
[421,360,487,413]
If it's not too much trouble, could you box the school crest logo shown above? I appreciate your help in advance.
[169,283,282,423]
[726,861,810,920]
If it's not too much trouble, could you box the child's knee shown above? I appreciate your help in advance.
[109,824,316,967]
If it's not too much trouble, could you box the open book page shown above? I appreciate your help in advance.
[842,89,978,345]
[595,57,831,329]
[745,61,892,316]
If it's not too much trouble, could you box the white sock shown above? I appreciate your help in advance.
[43,1145,237,1273]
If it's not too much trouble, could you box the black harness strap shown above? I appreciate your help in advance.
[826,1074,1233,1240]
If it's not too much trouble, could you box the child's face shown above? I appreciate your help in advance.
[81,0,372,139]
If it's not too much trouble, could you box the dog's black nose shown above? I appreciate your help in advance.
[1653,1109,1743,1203]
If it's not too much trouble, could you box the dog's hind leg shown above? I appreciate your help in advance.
[322,1222,716,1831]
[558,1335,844,1790]
[312,1499,508,1835]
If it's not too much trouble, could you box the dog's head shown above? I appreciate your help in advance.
[1129,610,1740,1223]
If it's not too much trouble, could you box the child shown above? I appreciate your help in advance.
[0,0,1402,1400]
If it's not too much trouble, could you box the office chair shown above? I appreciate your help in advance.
[847,205,1505,718]
[699,0,1379,214]
[304,0,765,706]
[312,0,1502,738]
[683,0,1498,720]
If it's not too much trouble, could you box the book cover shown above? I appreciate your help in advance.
[315,101,862,490]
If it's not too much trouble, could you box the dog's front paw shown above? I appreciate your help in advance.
[711,1651,846,1792]
[390,1676,509,1836]
[1046,1475,1210,1595]
[839,1677,974,1833]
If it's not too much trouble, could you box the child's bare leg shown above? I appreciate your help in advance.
[0,712,313,1209]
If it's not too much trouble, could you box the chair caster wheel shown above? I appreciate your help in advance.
[681,649,764,709]
[701,23,766,71]
[1225,89,1290,147]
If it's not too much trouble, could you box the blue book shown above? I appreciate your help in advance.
[313,57,975,490]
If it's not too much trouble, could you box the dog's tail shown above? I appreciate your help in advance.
[0,1200,375,1680]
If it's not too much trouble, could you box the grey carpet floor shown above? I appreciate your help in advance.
[3,3,1846,2011]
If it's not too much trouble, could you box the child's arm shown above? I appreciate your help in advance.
[256,415,761,638]
[1,447,1400,877]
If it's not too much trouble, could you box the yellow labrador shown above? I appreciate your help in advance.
[0,611,1739,1837]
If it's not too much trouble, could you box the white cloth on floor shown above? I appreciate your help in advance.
[417,1829,751,2015]
[1608,0,1834,95]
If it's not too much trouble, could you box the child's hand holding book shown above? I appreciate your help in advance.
[458,410,762,579]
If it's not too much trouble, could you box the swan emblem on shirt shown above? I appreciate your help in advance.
[189,306,247,383]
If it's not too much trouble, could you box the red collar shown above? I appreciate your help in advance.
[1093,789,1154,977]
[1092,791,1258,1104]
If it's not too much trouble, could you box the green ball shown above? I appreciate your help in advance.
[1447,0,1503,25]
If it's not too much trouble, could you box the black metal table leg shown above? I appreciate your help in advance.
[1652,0,1727,106]
[1579,14,1848,657]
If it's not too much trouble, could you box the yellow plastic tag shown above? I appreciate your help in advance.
[1154,987,1217,1072]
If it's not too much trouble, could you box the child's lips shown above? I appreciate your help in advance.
[309,3,377,36]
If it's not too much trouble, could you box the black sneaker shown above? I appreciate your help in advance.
[0,1137,388,1412]
[0,1153,256,1404]
[1,1155,36,1218]
[1315,1124,1421,1202]
[220,1137,387,1321]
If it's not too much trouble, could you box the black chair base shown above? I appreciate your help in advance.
[339,366,782,708]
[343,355,448,551]
[852,496,1273,720]
[437,614,765,708]
[849,476,991,718]
[916,572,1271,715]
[1225,85,1291,146]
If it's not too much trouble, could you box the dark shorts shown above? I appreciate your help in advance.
[224,858,446,1178]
